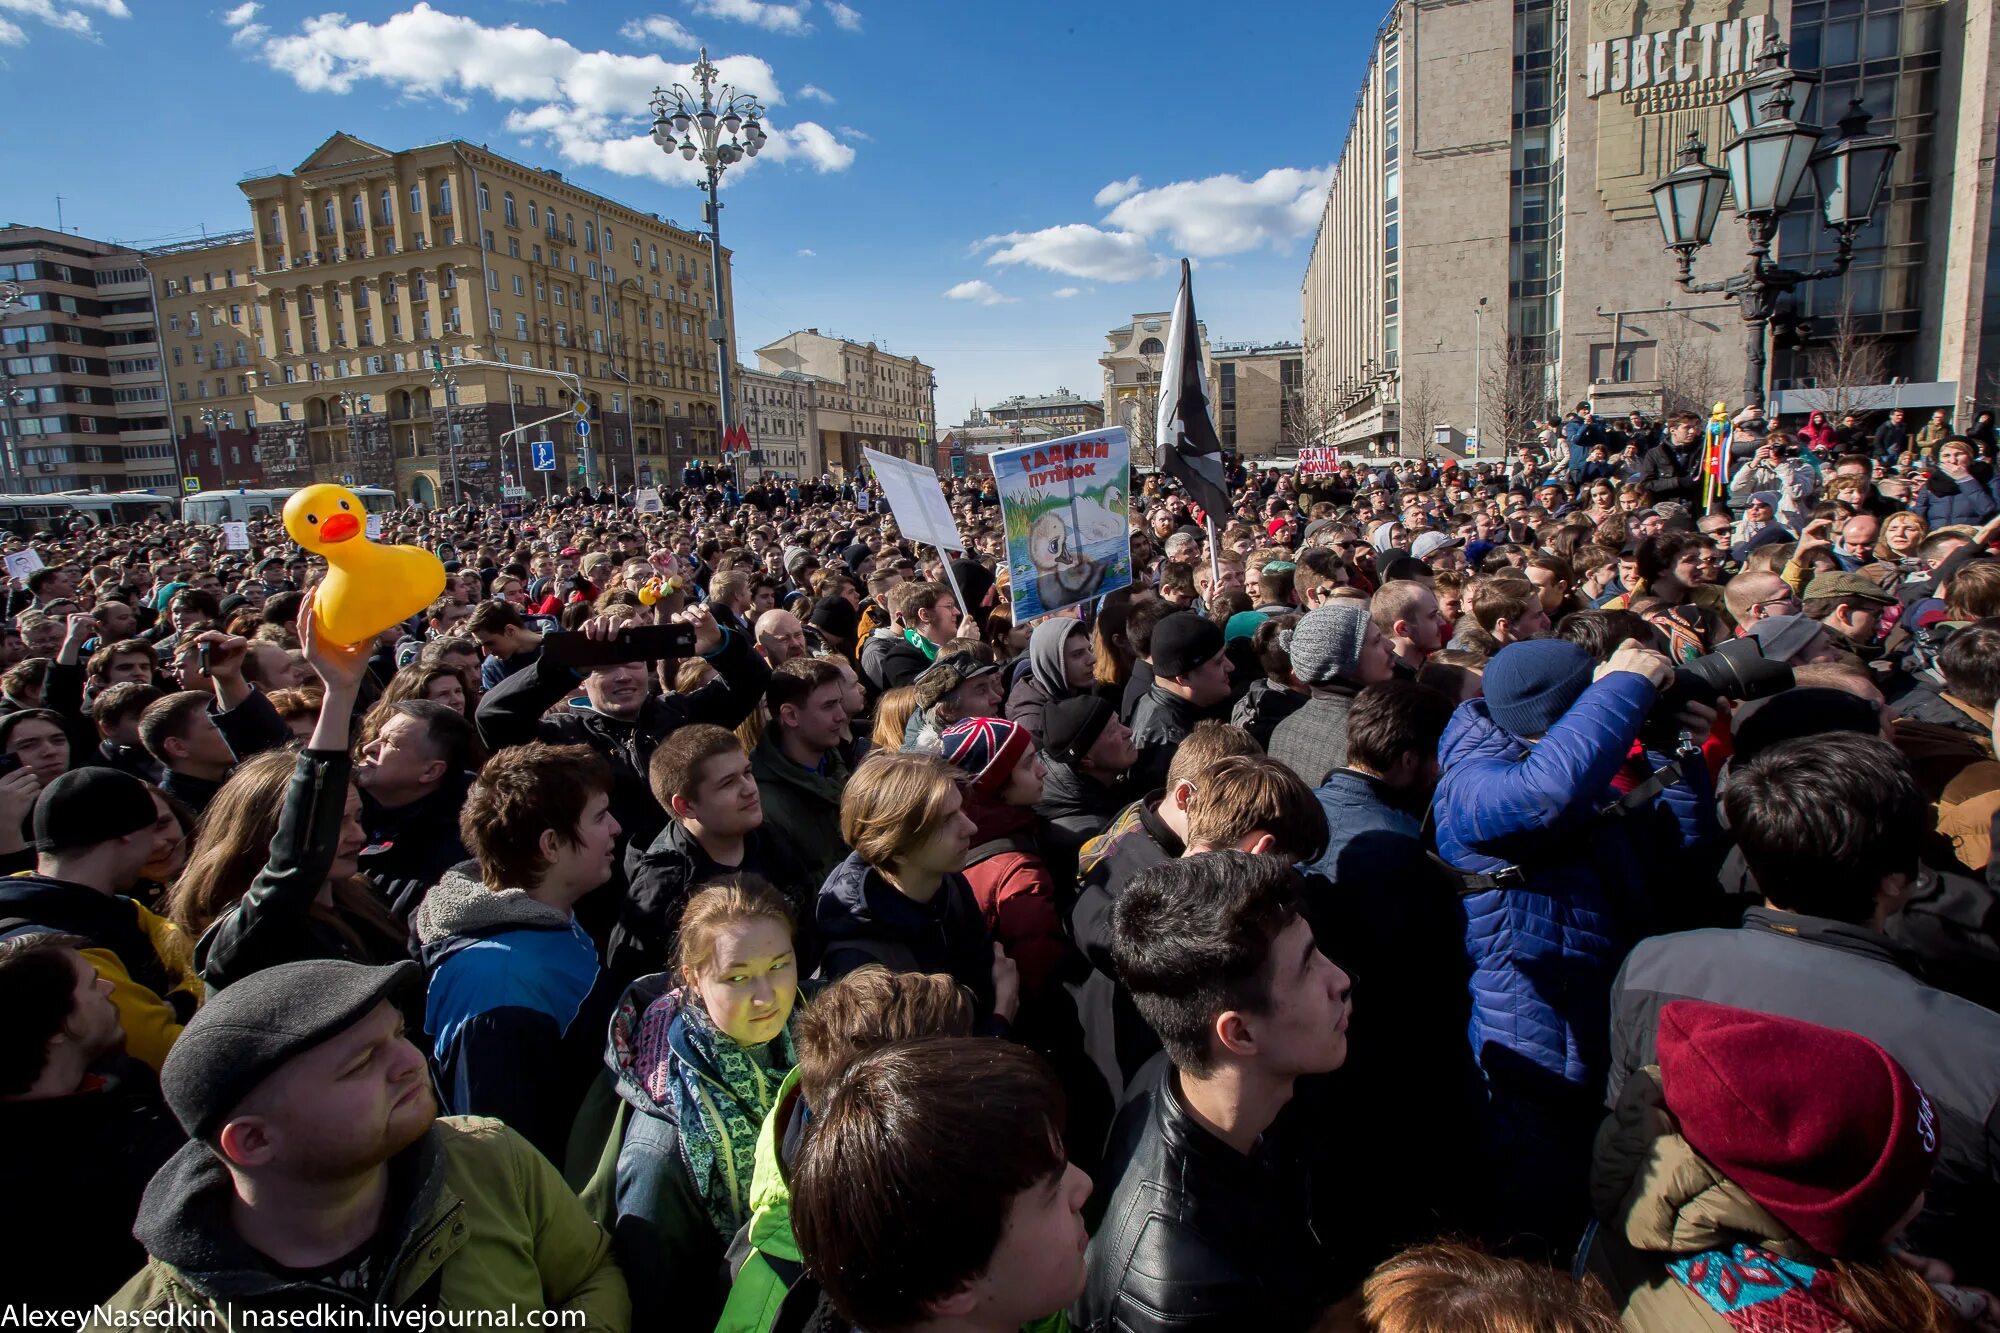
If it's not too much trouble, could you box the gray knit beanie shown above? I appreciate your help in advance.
[1284,602,1371,685]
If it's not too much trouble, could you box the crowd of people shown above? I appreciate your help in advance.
[3,396,2000,1332]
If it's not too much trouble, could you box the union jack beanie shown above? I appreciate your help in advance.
[940,717,1034,797]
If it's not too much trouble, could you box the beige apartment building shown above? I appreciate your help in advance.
[142,132,736,503]
[1303,0,2000,455]
[754,329,934,477]
[985,389,1106,439]
[735,362,817,480]
[0,225,181,494]
[1100,312,1216,469]
[145,234,266,489]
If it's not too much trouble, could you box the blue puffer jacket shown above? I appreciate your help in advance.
[1433,672,1713,1089]
[1913,471,2000,528]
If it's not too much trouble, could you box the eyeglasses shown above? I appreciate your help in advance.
[1750,595,1802,615]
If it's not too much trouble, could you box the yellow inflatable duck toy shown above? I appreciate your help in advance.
[283,484,446,647]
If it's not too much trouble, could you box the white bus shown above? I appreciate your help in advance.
[181,487,398,526]
[0,490,178,535]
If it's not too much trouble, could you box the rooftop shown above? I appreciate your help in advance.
[990,388,1102,410]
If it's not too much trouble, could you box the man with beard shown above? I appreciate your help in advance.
[90,958,628,1323]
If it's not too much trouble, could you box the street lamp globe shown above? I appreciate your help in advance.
[1812,98,1900,233]
[1649,130,1729,253]
[1725,36,1818,135]
[1723,116,1824,216]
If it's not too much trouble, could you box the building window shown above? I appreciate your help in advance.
[351,195,364,229]
[438,181,453,215]
[503,193,517,226]
[409,184,422,214]
[478,183,491,212]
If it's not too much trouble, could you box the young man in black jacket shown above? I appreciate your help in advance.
[609,722,815,981]
[1078,851,1351,1333]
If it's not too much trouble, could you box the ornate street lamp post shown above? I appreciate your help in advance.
[651,49,765,486]
[1647,36,1899,411]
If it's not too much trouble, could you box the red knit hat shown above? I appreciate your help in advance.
[1657,1000,1938,1258]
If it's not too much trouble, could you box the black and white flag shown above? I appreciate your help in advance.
[1156,258,1231,520]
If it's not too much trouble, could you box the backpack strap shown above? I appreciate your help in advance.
[964,835,1033,866]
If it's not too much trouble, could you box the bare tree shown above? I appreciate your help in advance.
[1396,368,1443,458]
[1804,296,1892,422]
[1656,316,1730,419]
[1480,336,1555,456]
[1282,336,1342,452]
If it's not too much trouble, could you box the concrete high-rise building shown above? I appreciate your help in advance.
[754,329,934,476]
[0,225,180,494]
[1302,0,2000,455]
[135,132,735,503]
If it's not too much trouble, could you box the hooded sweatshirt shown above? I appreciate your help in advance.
[416,868,616,1162]
[1006,618,1088,744]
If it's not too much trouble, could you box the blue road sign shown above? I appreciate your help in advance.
[574,418,591,439]
[531,440,557,472]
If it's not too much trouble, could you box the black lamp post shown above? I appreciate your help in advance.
[1648,36,1899,411]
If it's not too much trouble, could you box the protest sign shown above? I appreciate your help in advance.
[1296,447,1341,474]
[3,549,44,582]
[364,513,384,540]
[991,427,1132,621]
[220,522,251,551]
[634,488,664,514]
[861,447,963,552]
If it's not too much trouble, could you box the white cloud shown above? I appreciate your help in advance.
[978,224,1163,283]
[1093,175,1141,207]
[796,82,833,102]
[974,164,1333,285]
[231,5,858,186]
[0,0,131,42]
[1052,287,1081,299]
[690,0,810,35]
[756,120,854,172]
[944,280,1016,306]
[619,14,697,47]
[796,247,815,257]
[835,124,870,141]
[824,1,861,30]
[221,1,259,25]
[1103,165,1333,255]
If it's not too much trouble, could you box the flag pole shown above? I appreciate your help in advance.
[1205,514,1222,591]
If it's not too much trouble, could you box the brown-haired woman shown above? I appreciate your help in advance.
[171,601,406,989]
[815,751,1017,1031]
[597,876,802,1330]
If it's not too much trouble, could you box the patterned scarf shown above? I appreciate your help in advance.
[1667,1243,1855,1332]
[903,626,941,663]
[633,988,796,1236]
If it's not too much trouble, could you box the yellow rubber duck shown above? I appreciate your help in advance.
[283,484,446,647]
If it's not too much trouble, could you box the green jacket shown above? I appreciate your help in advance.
[750,733,850,886]
[90,1117,630,1329]
[715,1067,805,1333]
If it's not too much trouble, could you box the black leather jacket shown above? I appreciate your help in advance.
[1076,1059,1325,1333]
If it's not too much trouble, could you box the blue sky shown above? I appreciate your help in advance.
[0,0,1372,425]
